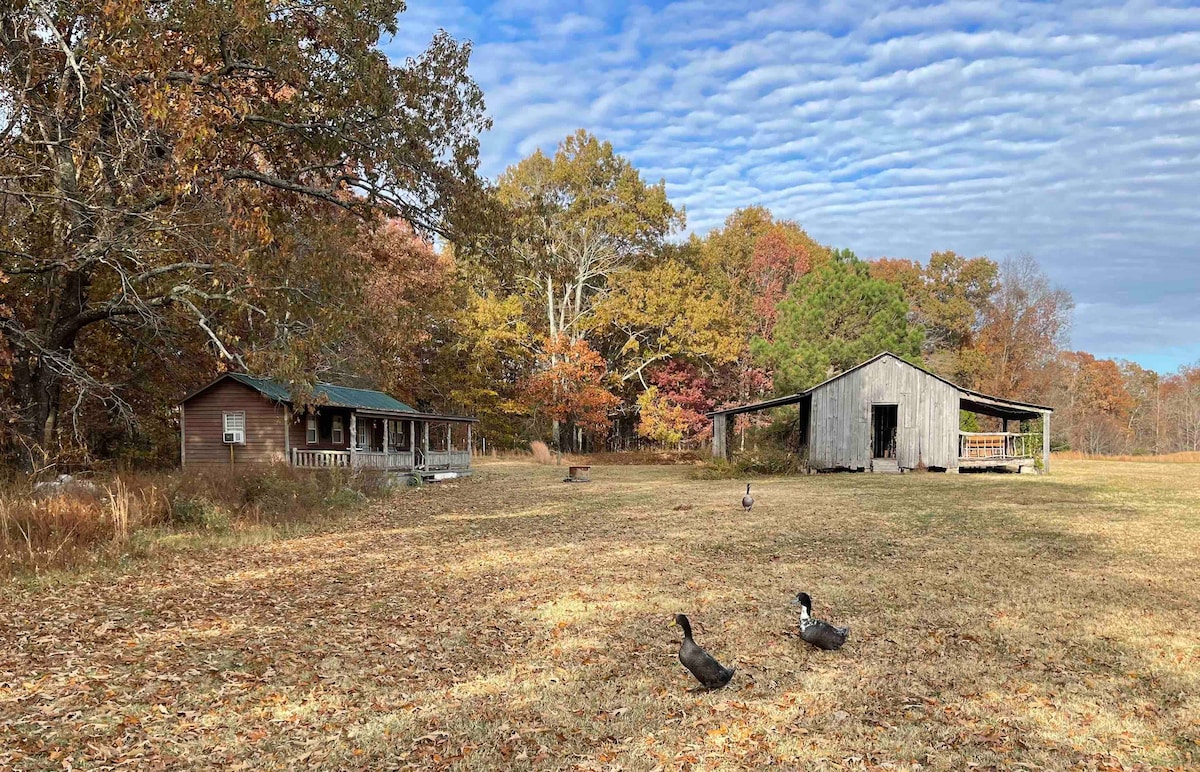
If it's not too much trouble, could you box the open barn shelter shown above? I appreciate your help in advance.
[180,373,476,479]
[708,352,1052,474]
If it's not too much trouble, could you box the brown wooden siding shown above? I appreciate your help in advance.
[807,356,959,470]
[182,379,287,465]
[288,407,353,451]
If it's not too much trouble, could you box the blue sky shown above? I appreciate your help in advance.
[386,0,1200,372]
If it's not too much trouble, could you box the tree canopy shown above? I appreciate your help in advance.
[0,0,490,465]
[752,257,924,394]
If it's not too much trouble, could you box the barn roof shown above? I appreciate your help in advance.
[181,373,478,421]
[705,352,1053,419]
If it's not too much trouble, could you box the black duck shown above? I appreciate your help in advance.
[793,592,849,651]
[673,614,735,689]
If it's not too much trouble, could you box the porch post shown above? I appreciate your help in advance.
[282,405,291,462]
[409,420,416,465]
[350,412,357,468]
[423,421,430,466]
[447,422,453,453]
[467,423,473,457]
[1042,411,1051,474]
[383,418,390,459]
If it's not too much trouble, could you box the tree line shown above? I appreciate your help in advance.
[2,1,1196,470]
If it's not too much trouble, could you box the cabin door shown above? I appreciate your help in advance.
[871,404,898,459]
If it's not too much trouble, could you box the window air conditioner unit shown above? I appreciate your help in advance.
[223,430,244,445]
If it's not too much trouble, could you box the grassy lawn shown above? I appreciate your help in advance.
[2,460,1198,770]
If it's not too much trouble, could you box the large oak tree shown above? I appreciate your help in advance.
[1,0,490,465]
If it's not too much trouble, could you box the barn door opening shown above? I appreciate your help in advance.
[871,404,898,459]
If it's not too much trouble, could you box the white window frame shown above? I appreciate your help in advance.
[222,411,245,444]
[331,415,344,445]
[306,416,318,445]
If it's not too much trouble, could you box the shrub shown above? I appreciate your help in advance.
[690,448,807,479]
[324,487,367,509]
[735,446,806,475]
[170,497,231,531]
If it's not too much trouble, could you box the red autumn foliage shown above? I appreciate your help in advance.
[644,362,717,441]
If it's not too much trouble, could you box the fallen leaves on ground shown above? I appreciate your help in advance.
[2,460,1198,770]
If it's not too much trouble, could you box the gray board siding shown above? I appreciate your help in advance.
[807,355,958,470]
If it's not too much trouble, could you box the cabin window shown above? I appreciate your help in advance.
[222,412,245,439]
[306,416,318,444]
[331,416,344,445]
[223,412,244,433]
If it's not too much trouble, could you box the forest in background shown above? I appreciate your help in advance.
[3,1,1198,474]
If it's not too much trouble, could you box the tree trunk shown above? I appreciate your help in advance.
[6,264,91,469]
[9,352,65,470]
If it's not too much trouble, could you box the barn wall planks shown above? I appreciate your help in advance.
[807,356,958,470]
[182,379,287,465]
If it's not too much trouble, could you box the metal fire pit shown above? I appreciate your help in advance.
[563,465,592,483]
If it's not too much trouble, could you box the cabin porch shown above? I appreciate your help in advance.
[289,408,474,478]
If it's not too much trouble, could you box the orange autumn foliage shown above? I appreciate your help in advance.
[523,336,620,434]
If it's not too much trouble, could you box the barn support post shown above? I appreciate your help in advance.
[712,413,727,460]
[350,412,358,469]
[1042,411,1051,475]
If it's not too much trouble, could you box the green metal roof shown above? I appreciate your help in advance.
[226,373,416,413]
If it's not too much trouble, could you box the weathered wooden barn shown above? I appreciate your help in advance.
[179,373,476,478]
[708,352,1053,473]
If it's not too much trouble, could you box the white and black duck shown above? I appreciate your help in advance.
[673,614,735,689]
[793,592,849,651]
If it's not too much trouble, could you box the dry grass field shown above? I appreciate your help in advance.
[2,459,1198,770]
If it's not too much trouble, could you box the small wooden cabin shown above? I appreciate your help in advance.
[180,373,476,478]
[708,352,1053,473]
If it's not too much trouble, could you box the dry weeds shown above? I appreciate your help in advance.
[1,460,1197,770]
[1053,451,1200,464]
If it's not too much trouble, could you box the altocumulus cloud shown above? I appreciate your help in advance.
[387,0,1200,370]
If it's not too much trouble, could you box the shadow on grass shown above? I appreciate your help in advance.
[3,462,1197,769]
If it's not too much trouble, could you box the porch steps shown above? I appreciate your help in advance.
[871,458,901,474]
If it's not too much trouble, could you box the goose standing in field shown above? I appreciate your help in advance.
[741,483,754,512]
[672,614,735,689]
[792,592,850,651]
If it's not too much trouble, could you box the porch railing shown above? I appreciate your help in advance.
[353,451,415,470]
[422,449,472,469]
[291,448,467,470]
[292,449,351,468]
[959,432,1040,460]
